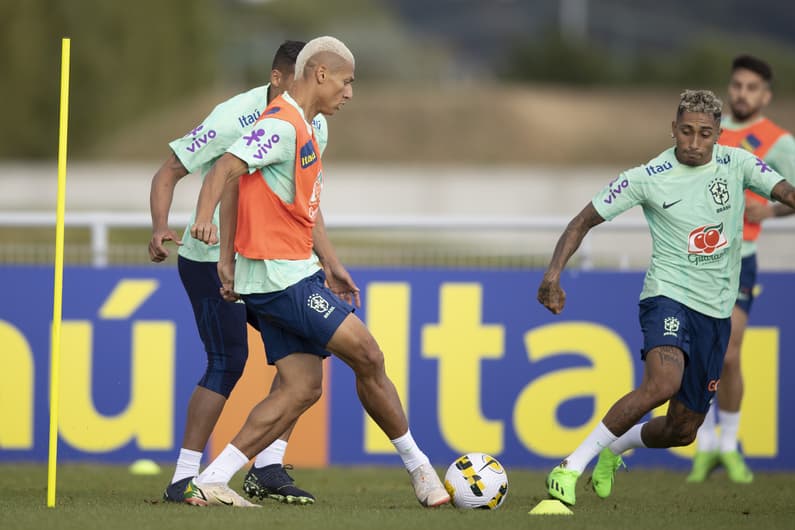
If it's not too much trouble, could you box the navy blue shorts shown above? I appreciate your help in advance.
[178,256,260,395]
[638,295,731,413]
[242,270,355,365]
[735,254,758,314]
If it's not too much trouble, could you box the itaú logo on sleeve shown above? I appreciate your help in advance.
[687,222,727,255]
[299,140,318,168]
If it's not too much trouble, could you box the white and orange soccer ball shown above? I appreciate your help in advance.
[443,452,508,510]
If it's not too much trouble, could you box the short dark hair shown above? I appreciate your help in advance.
[731,54,773,83]
[272,40,306,72]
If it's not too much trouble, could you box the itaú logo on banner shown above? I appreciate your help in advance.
[687,222,728,255]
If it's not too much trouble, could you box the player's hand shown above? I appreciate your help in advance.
[217,260,240,302]
[324,263,361,307]
[148,228,183,262]
[745,201,774,224]
[537,277,566,314]
[190,221,219,245]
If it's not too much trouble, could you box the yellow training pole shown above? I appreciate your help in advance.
[47,37,71,508]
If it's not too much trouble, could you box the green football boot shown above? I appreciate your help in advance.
[591,448,625,498]
[686,450,720,483]
[721,451,753,484]
[546,464,581,506]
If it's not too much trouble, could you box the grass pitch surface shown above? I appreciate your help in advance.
[2,464,793,530]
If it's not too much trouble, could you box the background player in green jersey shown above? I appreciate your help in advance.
[537,89,795,506]
[149,41,325,504]
[689,55,795,484]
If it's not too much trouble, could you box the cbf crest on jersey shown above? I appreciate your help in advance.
[708,177,730,213]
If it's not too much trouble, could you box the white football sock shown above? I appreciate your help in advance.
[254,439,287,468]
[391,430,430,472]
[608,423,647,455]
[695,405,719,452]
[564,422,618,473]
[718,409,741,453]
[196,444,249,486]
[171,448,202,484]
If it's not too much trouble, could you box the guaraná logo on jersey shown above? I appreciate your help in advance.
[688,222,727,255]
[300,141,318,169]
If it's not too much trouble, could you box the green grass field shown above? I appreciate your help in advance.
[2,464,793,530]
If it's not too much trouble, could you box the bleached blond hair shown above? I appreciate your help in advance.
[677,89,722,121]
[294,36,355,80]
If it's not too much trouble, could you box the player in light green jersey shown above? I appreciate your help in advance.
[148,41,325,505]
[537,90,795,506]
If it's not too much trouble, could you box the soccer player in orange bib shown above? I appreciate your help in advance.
[688,55,795,484]
[183,36,450,508]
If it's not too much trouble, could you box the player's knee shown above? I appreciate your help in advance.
[198,349,247,398]
[640,379,679,406]
[348,336,385,378]
[284,379,323,412]
[667,421,698,447]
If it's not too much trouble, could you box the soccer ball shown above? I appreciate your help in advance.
[443,452,508,509]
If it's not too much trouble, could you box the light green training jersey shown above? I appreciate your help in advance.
[721,115,795,257]
[169,84,328,262]
[226,92,326,295]
[592,145,785,318]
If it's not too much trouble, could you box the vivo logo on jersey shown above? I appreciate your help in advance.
[300,141,318,169]
[645,160,673,176]
[184,125,217,153]
[602,177,629,205]
[250,133,281,160]
[716,154,731,165]
[312,118,322,130]
[237,109,261,128]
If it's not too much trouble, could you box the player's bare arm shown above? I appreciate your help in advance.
[216,172,241,302]
[538,202,605,314]
[770,179,795,210]
[745,200,795,222]
[313,209,360,307]
[191,153,248,245]
[148,151,188,261]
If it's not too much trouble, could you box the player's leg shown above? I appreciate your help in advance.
[165,256,248,502]
[717,304,753,483]
[547,344,685,505]
[327,313,450,507]
[243,319,319,504]
[185,352,323,507]
[691,253,754,483]
[547,296,690,505]
[240,306,315,502]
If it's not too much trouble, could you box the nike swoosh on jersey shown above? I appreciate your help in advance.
[662,199,683,209]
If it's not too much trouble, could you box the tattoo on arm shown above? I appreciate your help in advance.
[545,203,605,276]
